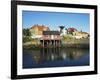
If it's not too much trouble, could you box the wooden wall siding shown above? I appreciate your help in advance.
[41,35,61,40]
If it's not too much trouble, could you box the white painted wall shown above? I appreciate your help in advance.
[0,0,99,80]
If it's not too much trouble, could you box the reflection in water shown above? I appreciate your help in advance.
[23,48,89,68]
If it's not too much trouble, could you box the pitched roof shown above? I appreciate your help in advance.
[30,25,50,31]
[67,28,77,32]
[43,31,60,35]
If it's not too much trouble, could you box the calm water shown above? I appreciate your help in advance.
[23,48,89,69]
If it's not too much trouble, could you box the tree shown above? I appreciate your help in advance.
[23,28,31,37]
[23,28,32,43]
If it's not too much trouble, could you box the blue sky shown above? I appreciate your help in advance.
[22,11,90,33]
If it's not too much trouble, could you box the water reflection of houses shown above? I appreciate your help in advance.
[30,48,86,64]
[31,48,61,64]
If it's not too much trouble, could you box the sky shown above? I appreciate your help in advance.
[22,11,90,33]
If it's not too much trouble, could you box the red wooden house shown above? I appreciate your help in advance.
[40,31,61,47]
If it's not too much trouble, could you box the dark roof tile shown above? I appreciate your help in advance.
[43,31,60,35]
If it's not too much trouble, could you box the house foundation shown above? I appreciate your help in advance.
[40,40,61,47]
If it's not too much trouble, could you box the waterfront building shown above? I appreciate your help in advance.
[40,31,61,47]
[30,24,50,38]
[73,31,89,39]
